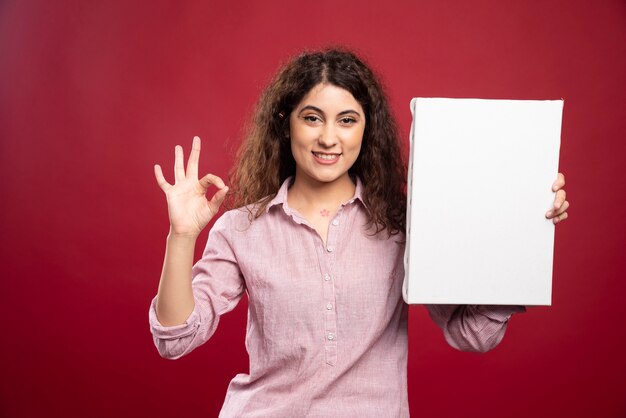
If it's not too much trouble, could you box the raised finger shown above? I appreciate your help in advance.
[174,145,185,183]
[186,136,201,179]
[552,172,565,192]
[154,164,171,192]
[198,173,226,191]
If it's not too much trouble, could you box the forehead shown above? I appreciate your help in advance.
[296,83,363,113]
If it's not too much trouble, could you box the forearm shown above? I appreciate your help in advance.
[155,231,198,326]
[427,304,525,353]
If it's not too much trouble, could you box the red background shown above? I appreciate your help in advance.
[1,1,625,417]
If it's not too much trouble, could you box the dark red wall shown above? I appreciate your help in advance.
[1,1,624,417]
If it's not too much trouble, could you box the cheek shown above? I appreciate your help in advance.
[289,137,309,163]
[290,122,308,144]
[350,130,365,153]
[289,139,300,160]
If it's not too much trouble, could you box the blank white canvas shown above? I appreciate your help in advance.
[402,98,563,305]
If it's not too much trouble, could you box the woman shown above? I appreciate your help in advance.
[149,49,569,417]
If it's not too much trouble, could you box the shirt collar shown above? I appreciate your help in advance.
[266,175,368,213]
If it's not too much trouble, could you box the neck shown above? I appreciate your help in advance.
[288,173,356,210]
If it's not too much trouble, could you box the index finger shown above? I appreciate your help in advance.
[186,136,201,178]
[199,173,226,190]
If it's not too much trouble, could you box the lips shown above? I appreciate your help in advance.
[312,151,340,162]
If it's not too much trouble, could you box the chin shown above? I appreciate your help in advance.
[314,172,350,184]
[296,164,353,185]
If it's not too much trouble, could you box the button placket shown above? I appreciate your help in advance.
[321,211,341,366]
[322,265,337,366]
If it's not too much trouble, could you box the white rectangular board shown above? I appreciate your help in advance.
[402,98,563,305]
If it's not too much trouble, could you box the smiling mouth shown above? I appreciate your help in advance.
[312,152,340,161]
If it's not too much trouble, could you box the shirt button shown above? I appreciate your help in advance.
[327,333,335,341]
[327,246,334,252]
[332,219,339,226]
[324,273,331,281]
[326,303,333,310]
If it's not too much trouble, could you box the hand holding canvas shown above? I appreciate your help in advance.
[546,172,569,224]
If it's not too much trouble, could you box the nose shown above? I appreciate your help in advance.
[317,124,338,148]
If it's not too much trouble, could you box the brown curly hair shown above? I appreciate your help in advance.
[228,47,406,236]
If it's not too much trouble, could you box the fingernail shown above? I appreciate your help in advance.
[546,211,552,217]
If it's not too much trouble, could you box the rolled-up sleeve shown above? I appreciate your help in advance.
[426,304,526,353]
[148,212,246,359]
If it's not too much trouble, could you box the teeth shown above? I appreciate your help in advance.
[313,152,339,161]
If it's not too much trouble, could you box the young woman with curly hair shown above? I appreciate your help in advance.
[149,48,569,417]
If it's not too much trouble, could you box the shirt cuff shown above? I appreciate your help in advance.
[473,305,526,322]
[148,295,200,340]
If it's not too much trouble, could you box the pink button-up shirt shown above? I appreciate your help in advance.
[148,177,525,417]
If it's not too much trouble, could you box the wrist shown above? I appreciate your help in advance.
[167,228,200,242]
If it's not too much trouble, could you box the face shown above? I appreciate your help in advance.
[289,83,365,187]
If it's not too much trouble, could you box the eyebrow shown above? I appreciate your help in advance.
[298,105,362,118]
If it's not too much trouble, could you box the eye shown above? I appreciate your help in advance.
[339,117,357,125]
[303,115,322,123]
